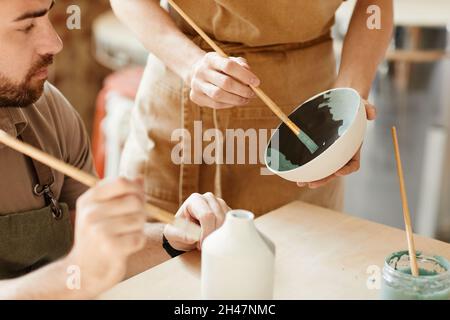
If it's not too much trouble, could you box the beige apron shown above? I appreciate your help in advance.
[121,0,345,216]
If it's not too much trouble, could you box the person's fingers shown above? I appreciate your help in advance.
[112,231,146,256]
[363,100,377,120]
[100,212,146,236]
[335,160,360,177]
[335,147,362,177]
[204,69,255,99]
[202,192,226,228]
[366,106,377,120]
[135,176,145,188]
[304,146,363,187]
[230,56,250,69]
[199,81,250,106]
[165,193,231,251]
[206,53,260,87]
[216,197,231,215]
[189,88,235,109]
[82,194,145,222]
[308,174,336,189]
[163,224,197,251]
[79,177,144,204]
[183,193,217,246]
[336,151,361,177]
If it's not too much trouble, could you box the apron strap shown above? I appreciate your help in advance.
[19,125,63,220]
[212,109,223,198]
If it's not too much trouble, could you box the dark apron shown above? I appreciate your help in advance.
[0,125,73,279]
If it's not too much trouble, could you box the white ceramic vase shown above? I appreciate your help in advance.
[201,210,275,300]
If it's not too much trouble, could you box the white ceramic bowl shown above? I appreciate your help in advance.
[264,88,367,182]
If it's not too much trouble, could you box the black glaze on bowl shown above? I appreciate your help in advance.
[266,89,359,172]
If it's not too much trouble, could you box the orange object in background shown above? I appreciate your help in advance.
[91,67,144,178]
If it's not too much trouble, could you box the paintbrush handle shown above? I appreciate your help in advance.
[391,127,419,277]
[168,0,226,57]
[166,0,301,136]
[0,129,174,224]
[251,86,300,135]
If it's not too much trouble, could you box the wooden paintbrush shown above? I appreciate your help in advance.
[391,126,419,276]
[0,129,201,241]
[166,0,319,154]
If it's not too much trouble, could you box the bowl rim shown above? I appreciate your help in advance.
[264,87,363,174]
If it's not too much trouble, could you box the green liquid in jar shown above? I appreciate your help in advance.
[381,251,450,300]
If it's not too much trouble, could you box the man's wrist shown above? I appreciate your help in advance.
[62,253,102,299]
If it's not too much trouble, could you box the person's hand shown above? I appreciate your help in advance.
[297,100,377,189]
[66,178,147,297]
[187,52,260,109]
[163,192,230,251]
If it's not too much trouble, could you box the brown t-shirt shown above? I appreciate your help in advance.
[0,82,95,214]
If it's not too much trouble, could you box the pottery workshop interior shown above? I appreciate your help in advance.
[0,0,449,306]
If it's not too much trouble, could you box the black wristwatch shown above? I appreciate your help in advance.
[162,234,186,258]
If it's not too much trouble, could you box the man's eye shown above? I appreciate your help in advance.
[20,24,35,33]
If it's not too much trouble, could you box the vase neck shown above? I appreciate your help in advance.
[223,210,256,232]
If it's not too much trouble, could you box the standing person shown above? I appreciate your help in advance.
[112,0,393,215]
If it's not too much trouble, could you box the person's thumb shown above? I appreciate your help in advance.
[363,100,377,121]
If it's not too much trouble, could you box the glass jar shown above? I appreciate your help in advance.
[381,250,450,300]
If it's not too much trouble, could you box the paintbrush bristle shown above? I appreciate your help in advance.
[297,131,319,154]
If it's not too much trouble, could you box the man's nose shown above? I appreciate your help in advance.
[37,22,63,56]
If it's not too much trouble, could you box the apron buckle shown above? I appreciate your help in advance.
[33,184,63,220]
[33,184,45,196]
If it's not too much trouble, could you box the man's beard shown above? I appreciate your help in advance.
[0,55,54,108]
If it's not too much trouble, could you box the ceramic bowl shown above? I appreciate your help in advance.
[264,87,367,182]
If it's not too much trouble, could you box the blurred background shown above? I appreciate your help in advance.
[48,0,449,242]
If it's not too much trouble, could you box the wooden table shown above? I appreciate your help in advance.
[100,201,450,300]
